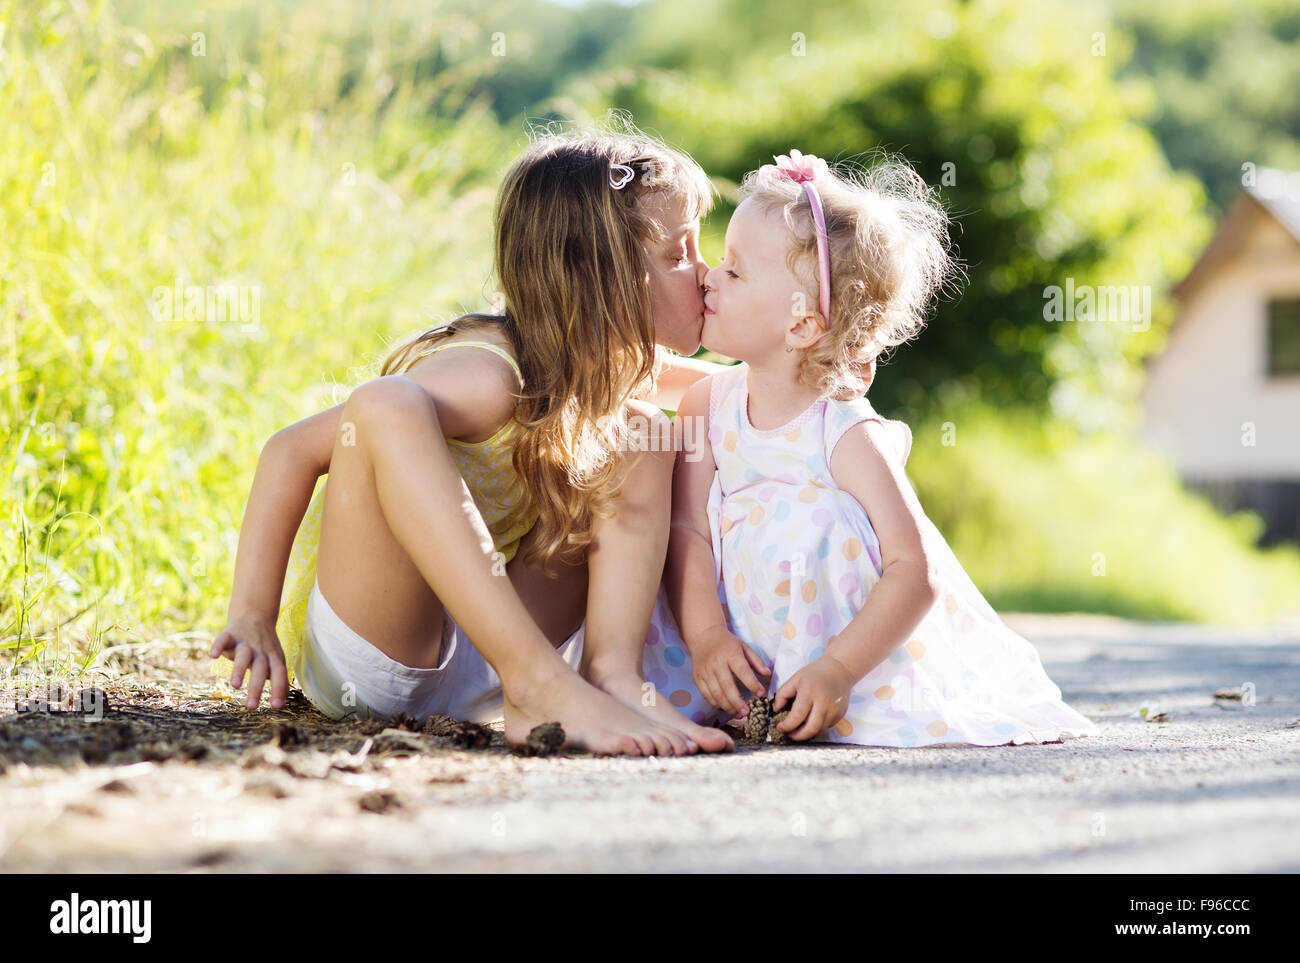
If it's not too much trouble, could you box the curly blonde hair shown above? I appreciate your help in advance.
[740,153,956,400]
[381,116,715,572]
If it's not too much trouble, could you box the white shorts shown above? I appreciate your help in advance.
[294,580,586,724]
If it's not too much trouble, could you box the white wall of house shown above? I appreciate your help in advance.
[1142,205,1300,479]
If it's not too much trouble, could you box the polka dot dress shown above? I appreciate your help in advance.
[640,362,1099,747]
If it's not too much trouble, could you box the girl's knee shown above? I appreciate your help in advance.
[345,376,438,432]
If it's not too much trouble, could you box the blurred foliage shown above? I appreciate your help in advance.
[566,0,1213,427]
[553,0,1300,620]
[1,0,516,666]
[907,406,1300,625]
[1110,0,1300,212]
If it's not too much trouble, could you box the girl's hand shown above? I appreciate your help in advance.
[685,624,771,720]
[210,612,289,710]
[773,654,855,741]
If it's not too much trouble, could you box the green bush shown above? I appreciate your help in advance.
[906,405,1300,624]
[1,0,513,672]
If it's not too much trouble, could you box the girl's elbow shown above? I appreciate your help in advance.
[261,427,293,462]
[920,559,943,605]
[899,550,942,606]
[262,425,327,478]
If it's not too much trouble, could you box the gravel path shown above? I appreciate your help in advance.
[2,613,1297,872]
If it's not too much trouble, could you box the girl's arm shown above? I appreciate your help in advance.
[225,404,343,622]
[652,349,729,412]
[822,421,941,682]
[666,378,770,716]
[665,379,722,638]
[211,404,343,708]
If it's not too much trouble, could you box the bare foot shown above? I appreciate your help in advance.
[589,669,735,753]
[502,661,698,757]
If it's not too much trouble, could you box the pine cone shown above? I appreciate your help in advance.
[423,714,491,749]
[391,712,420,732]
[742,696,773,743]
[448,721,492,750]
[769,710,792,745]
[422,714,456,736]
[516,721,565,757]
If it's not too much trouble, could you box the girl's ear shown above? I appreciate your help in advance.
[786,310,828,350]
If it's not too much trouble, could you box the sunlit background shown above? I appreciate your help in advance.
[4,0,1299,679]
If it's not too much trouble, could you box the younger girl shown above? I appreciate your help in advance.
[660,150,1098,746]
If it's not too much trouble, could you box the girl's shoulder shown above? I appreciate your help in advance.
[400,328,523,445]
[823,394,913,466]
[407,326,522,389]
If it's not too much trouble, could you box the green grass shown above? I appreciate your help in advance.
[1,0,516,678]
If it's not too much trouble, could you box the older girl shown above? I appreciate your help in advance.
[211,124,735,756]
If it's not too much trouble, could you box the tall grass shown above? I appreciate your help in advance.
[1,0,518,677]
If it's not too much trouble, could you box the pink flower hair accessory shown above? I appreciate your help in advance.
[771,149,832,326]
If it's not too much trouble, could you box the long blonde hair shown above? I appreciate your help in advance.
[382,118,715,571]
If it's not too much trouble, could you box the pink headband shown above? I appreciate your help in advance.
[772,150,831,325]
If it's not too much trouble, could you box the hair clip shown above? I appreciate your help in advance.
[609,163,635,190]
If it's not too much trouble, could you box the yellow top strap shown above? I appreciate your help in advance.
[414,340,524,389]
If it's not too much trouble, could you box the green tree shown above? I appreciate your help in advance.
[1111,0,1300,212]
[567,0,1211,426]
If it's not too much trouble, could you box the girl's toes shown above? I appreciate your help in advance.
[666,731,692,756]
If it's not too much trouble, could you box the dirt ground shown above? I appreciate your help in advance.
[2,613,1298,873]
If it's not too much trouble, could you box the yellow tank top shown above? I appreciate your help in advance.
[215,340,537,688]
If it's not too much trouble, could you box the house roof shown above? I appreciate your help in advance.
[1172,168,1300,302]
[1247,169,1300,241]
